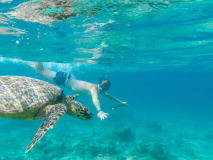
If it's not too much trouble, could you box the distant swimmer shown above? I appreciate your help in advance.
[25,62,128,120]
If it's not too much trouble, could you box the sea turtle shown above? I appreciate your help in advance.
[0,76,92,153]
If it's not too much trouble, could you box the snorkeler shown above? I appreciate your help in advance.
[25,62,128,120]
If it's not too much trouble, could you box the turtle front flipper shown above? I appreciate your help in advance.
[25,103,67,153]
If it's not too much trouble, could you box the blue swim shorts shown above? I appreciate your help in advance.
[53,71,71,86]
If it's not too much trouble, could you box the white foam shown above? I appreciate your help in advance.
[0,57,86,73]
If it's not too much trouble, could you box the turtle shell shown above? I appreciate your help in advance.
[0,76,63,114]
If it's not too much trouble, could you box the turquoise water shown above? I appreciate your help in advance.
[1,0,213,159]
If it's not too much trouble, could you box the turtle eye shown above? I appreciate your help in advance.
[72,94,79,100]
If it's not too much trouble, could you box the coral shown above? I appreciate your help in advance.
[112,127,135,142]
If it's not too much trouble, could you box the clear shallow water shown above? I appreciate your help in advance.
[1,0,213,70]
[1,0,213,159]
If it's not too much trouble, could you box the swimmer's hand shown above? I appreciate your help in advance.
[122,102,128,105]
[97,111,109,120]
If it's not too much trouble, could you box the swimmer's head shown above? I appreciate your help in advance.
[98,76,111,92]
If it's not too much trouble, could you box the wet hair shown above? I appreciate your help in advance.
[98,76,111,91]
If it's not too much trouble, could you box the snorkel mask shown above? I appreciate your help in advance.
[98,76,111,92]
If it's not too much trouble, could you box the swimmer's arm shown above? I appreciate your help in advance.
[101,92,128,105]
[91,88,109,120]
[91,88,101,112]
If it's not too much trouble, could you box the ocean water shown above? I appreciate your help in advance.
[1,0,213,159]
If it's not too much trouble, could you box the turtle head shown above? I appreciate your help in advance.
[65,95,92,121]
[66,94,79,100]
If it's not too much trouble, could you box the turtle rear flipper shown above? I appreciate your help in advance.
[25,103,67,153]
